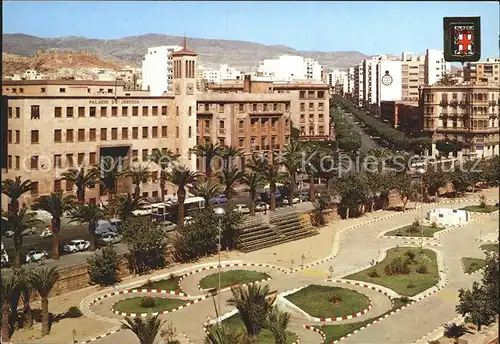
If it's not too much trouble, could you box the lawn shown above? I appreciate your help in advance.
[346,247,439,296]
[385,225,445,238]
[480,244,499,254]
[199,270,271,290]
[211,313,297,344]
[284,285,370,318]
[113,297,187,313]
[459,205,499,213]
[462,257,487,274]
[136,275,182,292]
[320,297,410,343]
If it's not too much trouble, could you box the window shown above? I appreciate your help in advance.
[90,128,96,141]
[273,103,277,111]
[239,104,244,112]
[205,119,210,128]
[78,153,85,165]
[176,126,179,138]
[7,155,12,169]
[54,180,62,192]
[132,127,138,139]
[100,128,107,140]
[41,88,46,93]
[112,106,118,116]
[318,91,325,98]
[8,107,12,118]
[161,106,167,116]
[15,156,19,170]
[299,91,305,99]
[67,129,74,142]
[142,106,148,116]
[29,130,39,144]
[78,129,85,142]
[59,88,66,93]
[239,120,244,129]
[151,171,158,182]
[89,107,96,117]
[31,155,39,169]
[318,102,324,111]
[67,107,74,117]
[142,149,148,161]
[252,104,257,111]
[188,126,192,138]
[31,182,39,195]
[122,106,128,116]
[13,107,19,118]
[309,103,314,110]
[176,106,180,116]
[54,107,62,118]
[31,105,40,119]
[153,106,159,116]
[89,152,96,165]
[239,138,244,147]
[285,103,290,111]
[111,128,118,140]
[132,106,139,116]
[15,130,19,144]
[65,179,74,192]
[152,126,158,138]
[7,130,12,144]
[100,107,107,117]
[300,103,305,111]
[219,120,225,129]
[161,126,167,137]
[78,107,85,117]
[66,154,74,167]
[142,127,148,138]
[132,150,138,158]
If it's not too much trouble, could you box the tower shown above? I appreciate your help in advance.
[172,38,198,170]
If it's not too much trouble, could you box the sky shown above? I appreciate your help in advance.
[3,1,499,58]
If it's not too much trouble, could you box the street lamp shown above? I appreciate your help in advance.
[417,168,426,248]
[213,206,226,324]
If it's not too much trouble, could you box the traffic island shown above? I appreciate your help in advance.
[461,257,486,274]
[112,296,189,316]
[198,269,271,290]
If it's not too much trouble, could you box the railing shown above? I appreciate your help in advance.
[450,100,458,107]
[218,128,226,135]
[440,100,449,106]
[203,128,210,135]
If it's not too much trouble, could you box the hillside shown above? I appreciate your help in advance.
[2,33,369,71]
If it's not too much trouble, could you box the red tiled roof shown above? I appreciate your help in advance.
[172,48,198,57]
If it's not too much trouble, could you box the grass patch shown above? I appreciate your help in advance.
[480,244,499,254]
[199,270,270,290]
[212,313,297,344]
[459,205,499,213]
[284,285,370,318]
[113,297,187,313]
[385,225,444,238]
[136,275,182,292]
[320,297,410,343]
[346,247,439,296]
[462,257,487,274]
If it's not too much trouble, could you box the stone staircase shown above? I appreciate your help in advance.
[237,212,318,252]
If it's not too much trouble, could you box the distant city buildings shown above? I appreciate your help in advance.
[198,64,244,84]
[424,48,451,86]
[257,55,322,82]
[463,58,500,84]
[141,45,183,96]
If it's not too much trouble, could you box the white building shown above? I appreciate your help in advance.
[258,55,322,82]
[327,69,347,87]
[200,64,243,84]
[141,45,183,96]
[425,49,451,85]
[352,63,364,106]
[376,60,402,106]
[346,67,355,96]
[427,208,469,226]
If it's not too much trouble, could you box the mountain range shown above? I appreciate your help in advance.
[2,33,369,71]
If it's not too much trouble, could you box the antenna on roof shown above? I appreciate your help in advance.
[183,32,187,49]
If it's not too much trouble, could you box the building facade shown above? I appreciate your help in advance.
[421,84,499,158]
[257,55,322,82]
[424,49,451,86]
[141,45,183,96]
[463,58,500,84]
[401,51,425,102]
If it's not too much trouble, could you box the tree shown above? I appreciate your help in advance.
[29,267,60,336]
[395,175,418,211]
[192,142,223,179]
[123,165,150,198]
[259,163,287,211]
[0,274,20,342]
[110,193,148,222]
[1,177,32,214]
[423,166,448,201]
[437,73,457,86]
[68,204,107,251]
[95,157,124,200]
[166,166,200,228]
[205,325,255,344]
[220,145,244,170]
[456,281,495,331]
[61,167,98,204]
[443,323,467,344]
[448,168,471,196]
[311,191,332,226]
[241,172,265,216]
[279,139,303,206]
[481,252,499,314]
[265,307,291,344]
[87,245,121,286]
[33,191,76,259]
[5,208,42,268]
[191,181,223,208]
[12,268,33,329]
[218,166,244,199]
[121,311,166,344]
[150,149,180,201]
[332,174,368,219]
[227,284,275,336]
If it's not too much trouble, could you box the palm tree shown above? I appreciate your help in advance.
[166,166,200,228]
[227,284,275,336]
[123,165,151,198]
[205,326,255,344]
[110,193,148,222]
[95,158,123,200]
[1,177,32,214]
[260,163,287,211]
[192,142,223,179]
[241,172,265,216]
[279,139,303,205]
[265,307,291,344]
[437,73,457,86]
[6,209,42,268]
[28,267,60,336]
[191,181,223,208]
[33,192,76,260]
[220,145,244,170]
[61,167,99,204]
[12,268,34,329]
[150,149,180,202]
[121,311,165,344]
[68,204,106,251]
[218,166,244,199]
[0,273,20,342]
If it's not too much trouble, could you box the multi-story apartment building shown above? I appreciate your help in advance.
[257,55,322,82]
[424,49,451,86]
[2,46,198,208]
[421,84,499,158]
[141,45,183,95]
[327,69,347,95]
[199,64,243,84]
[352,63,364,106]
[401,51,425,102]
[463,58,500,84]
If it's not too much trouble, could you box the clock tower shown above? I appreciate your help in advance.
[172,37,197,170]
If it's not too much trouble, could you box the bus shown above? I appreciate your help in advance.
[152,197,205,223]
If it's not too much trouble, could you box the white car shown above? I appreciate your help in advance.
[234,204,250,214]
[25,250,48,263]
[160,221,177,232]
[5,227,37,238]
[282,197,299,205]
[27,210,53,221]
[99,232,122,244]
[255,202,270,212]
[132,205,154,216]
[63,239,90,253]
[183,216,193,225]
[39,228,53,238]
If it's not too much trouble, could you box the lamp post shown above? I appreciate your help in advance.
[213,206,226,324]
[417,168,426,248]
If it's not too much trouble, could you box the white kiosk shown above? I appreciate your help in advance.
[427,208,469,226]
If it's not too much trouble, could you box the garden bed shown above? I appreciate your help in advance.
[461,257,486,274]
[113,297,187,313]
[480,244,499,253]
[385,224,445,238]
[199,270,271,290]
[459,205,499,213]
[136,275,182,292]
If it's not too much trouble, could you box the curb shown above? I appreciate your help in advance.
[411,315,465,344]
[326,279,400,299]
[111,294,211,317]
[474,237,499,244]
[460,257,486,276]
[78,328,122,344]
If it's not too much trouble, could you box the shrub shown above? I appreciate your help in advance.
[400,296,410,304]
[65,306,83,318]
[384,257,410,276]
[407,280,415,288]
[412,218,420,227]
[431,221,438,229]
[479,194,487,208]
[87,245,121,286]
[416,264,428,274]
[368,270,380,278]
[405,251,416,263]
[140,296,156,308]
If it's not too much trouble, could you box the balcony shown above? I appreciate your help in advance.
[273,144,280,150]
[203,128,210,136]
[196,127,200,134]
[238,128,246,136]
[436,127,470,133]
[440,100,449,107]
[300,117,306,123]
[450,100,458,107]
[489,101,497,106]
[218,128,226,136]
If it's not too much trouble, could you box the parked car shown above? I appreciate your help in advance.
[282,197,299,205]
[298,193,309,202]
[25,250,48,263]
[132,205,154,216]
[95,219,121,235]
[1,242,9,267]
[183,216,194,225]
[209,194,228,205]
[39,227,53,238]
[99,232,122,245]
[63,239,90,253]
[255,202,270,212]
[160,221,178,232]
[234,204,250,214]
[27,210,53,221]
[5,227,37,238]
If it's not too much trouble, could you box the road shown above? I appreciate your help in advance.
[339,108,380,152]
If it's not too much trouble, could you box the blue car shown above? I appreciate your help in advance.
[209,194,228,205]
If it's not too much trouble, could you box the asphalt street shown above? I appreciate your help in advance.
[339,109,380,152]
